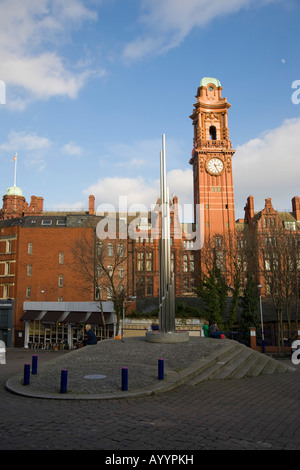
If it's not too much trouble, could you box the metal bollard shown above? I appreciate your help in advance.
[23,363,30,385]
[158,358,164,380]
[60,369,68,394]
[32,355,38,375]
[121,367,128,391]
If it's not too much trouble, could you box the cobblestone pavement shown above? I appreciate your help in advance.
[1,338,300,453]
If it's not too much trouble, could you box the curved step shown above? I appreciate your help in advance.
[186,341,295,385]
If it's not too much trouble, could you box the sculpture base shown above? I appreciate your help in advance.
[145,330,189,344]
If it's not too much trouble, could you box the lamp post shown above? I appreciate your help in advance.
[41,288,48,301]
[257,284,265,353]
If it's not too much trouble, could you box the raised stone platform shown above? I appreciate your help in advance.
[145,330,189,343]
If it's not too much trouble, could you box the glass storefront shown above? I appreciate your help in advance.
[26,320,114,349]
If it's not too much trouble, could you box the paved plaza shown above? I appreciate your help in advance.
[1,337,300,454]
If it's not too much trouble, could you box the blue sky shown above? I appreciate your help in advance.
[0,0,299,221]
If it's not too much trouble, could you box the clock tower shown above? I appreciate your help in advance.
[189,77,236,241]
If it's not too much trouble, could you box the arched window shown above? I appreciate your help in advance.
[209,125,217,140]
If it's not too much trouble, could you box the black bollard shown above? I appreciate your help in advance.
[158,358,164,380]
[121,367,128,391]
[32,355,38,375]
[23,363,30,385]
[60,369,68,394]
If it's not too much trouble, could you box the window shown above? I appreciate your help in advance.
[58,275,63,287]
[183,254,188,272]
[209,125,217,140]
[118,244,124,257]
[41,220,52,226]
[146,252,152,272]
[190,254,194,272]
[6,240,11,253]
[5,262,10,275]
[107,265,113,277]
[96,265,102,278]
[215,237,222,247]
[96,286,102,300]
[97,242,102,256]
[265,258,271,271]
[26,286,31,298]
[118,266,124,278]
[107,286,113,300]
[107,243,113,257]
[2,284,9,298]
[28,243,33,254]
[59,253,64,264]
[146,277,153,296]
[137,252,144,271]
[27,264,32,277]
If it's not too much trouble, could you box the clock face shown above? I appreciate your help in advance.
[206,157,224,175]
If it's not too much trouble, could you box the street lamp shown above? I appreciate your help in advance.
[257,284,265,353]
[41,288,48,301]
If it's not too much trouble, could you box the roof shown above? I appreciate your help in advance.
[5,185,23,197]
[200,77,221,88]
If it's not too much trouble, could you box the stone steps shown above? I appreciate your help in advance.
[186,341,295,385]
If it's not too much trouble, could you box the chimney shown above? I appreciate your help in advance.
[292,196,300,221]
[89,195,95,215]
[244,195,254,222]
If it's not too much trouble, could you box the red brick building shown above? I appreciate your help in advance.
[0,77,299,347]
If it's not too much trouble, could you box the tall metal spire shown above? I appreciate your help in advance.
[146,134,189,343]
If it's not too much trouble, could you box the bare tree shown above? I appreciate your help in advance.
[71,230,128,336]
[243,218,299,354]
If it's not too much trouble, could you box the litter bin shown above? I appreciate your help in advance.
[0,340,6,365]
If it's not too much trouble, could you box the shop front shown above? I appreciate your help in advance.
[21,301,116,349]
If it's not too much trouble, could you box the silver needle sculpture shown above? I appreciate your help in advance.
[146,134,189,343]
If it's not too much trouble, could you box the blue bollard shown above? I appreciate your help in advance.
[23,363,30,385]
[32,355,38,375]
[121,367,128,391]
[158,358,164,380]
[60,369,68,394]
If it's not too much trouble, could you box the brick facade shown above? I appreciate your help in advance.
[0,78,299,346]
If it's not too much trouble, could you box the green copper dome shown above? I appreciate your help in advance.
[5,185,23,197]
[200,77,221,88]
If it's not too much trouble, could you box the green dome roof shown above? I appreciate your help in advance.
[200,77,221,88]
[5,185,23,197]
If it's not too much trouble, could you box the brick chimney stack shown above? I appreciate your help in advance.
[292,196,300,221]
[89,195,95,215]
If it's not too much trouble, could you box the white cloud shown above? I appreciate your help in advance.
[233,117,300,217]
[0,0,102,108]
[62,142,83,156]
[123,0,277,60]
[0,130,52,152]
[84,167,194,222]
[86,176,159,213]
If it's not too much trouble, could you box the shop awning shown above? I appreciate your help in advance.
[86,312,106,326]
[21,306,116,326]
[62,312,89,324]
[41,311,64,323]
[21,310,45,321]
